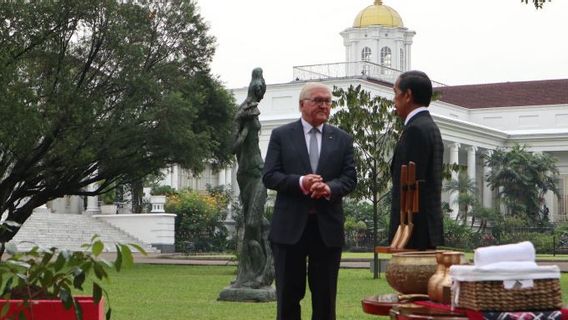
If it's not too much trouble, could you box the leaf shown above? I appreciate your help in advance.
[1,303,9,318]
[92,240,104,256]
[127,243,147,255]
[119,244,134,268]
[93,263,108,280]
[53,252,67,271]
[72,267,86,290]
[114,244,123,272]
[93,282,103,303]
[73,297,84,320]
[60,287,73,309]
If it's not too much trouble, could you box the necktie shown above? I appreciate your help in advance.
[309,127,319,173]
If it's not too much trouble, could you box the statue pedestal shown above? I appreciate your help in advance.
[217,286,276,302]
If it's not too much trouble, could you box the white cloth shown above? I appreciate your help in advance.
[450,263,559,282]
[474,241,536,266]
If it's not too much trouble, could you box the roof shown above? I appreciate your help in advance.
[436,79,568,109]
[353,0,404,28]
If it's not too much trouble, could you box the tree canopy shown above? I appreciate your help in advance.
[0,0,235,245]
[484,144,560,223]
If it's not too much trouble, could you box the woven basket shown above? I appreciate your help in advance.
[454,279,562,311]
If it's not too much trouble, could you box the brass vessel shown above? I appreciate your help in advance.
[427,251,465,303]
[385,251,438,294]
[427,251,446,302]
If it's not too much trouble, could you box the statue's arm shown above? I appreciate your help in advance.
[231,124,249,154]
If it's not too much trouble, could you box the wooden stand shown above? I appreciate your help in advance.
[375,246,417,254]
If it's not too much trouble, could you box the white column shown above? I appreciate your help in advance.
[483,150,493,209]
[466,146,477,224]
[467,146,477,183]
[171,165,179,190]
[225,167,232,188]
[218,168,226,186]
[449,143,460,219]
[85,183,101,215]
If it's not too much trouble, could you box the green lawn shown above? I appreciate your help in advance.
[103,264,568,320]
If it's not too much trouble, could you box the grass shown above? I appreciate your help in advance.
[104,265,390,320]
[102,264,568,320]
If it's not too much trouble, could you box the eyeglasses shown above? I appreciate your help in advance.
[303,97,333,106]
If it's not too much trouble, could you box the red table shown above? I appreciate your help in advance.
[362,298,568,320]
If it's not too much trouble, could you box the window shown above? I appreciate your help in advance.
[400,49,404,71]
[380,47,392,75]
[361,47,372,75]
[380,47,392,67]
[361,47,372,61]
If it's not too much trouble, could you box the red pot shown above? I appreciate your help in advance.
[0,296,104,320]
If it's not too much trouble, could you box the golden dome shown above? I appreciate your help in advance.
[353,0,404,28]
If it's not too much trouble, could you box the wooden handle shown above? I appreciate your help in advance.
[400,165,407,222]
[406,162,416,214]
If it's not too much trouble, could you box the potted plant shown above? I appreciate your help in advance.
[149,185,175,213]
[0,233,145,320]
[99,190,117,215]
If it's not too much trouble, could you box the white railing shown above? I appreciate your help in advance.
[293,61,446,87]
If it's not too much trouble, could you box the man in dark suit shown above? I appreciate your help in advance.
[263,82,357,320]
[389,70,444,250]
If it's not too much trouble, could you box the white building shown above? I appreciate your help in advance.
[169,0,568,222]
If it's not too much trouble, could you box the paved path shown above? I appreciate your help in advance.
[107,253,568,272]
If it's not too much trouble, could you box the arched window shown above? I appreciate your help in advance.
[361,47,372,75]
[380,47,392,67]
[361,47,372,61]
[400,49,405,71]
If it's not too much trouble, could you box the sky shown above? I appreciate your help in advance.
[197,0,568,89]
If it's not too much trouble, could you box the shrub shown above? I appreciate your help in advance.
[166,189,229,253]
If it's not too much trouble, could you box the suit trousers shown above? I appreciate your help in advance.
[271,215,342,320]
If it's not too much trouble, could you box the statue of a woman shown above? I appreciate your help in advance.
[231,68,273,289]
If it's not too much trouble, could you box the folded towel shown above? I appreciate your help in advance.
[477,261,538,270]
[474,241,535,266]
[450,264,560,282]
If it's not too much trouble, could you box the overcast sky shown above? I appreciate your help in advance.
[197,0,568,89]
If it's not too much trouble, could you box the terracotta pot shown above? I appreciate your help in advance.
[385,251,439,294]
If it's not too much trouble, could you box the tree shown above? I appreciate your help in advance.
[442,171,478,223]
[483,144,560,223]
[522,0,551,9]
[0,0,236,254]
[329,85,403,278]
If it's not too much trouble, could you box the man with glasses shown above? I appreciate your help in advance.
[263,82,357,320]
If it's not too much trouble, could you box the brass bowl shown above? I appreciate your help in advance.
[385,251,439,294]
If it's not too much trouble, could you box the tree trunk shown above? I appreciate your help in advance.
[130,180,144,213]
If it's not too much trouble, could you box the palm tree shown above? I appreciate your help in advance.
[443,171,478,223]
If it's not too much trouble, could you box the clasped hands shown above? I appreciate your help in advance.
[302,174,331,199]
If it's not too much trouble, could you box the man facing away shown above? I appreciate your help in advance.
[389,70,444,250]
[262,82,357,320]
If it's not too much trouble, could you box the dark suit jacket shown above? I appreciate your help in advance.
[389,111,444,249]
[262,120,357,247]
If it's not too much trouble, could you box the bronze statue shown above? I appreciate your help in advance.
[219,68,274,301]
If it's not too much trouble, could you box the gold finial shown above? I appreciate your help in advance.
[374,0,383,5]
